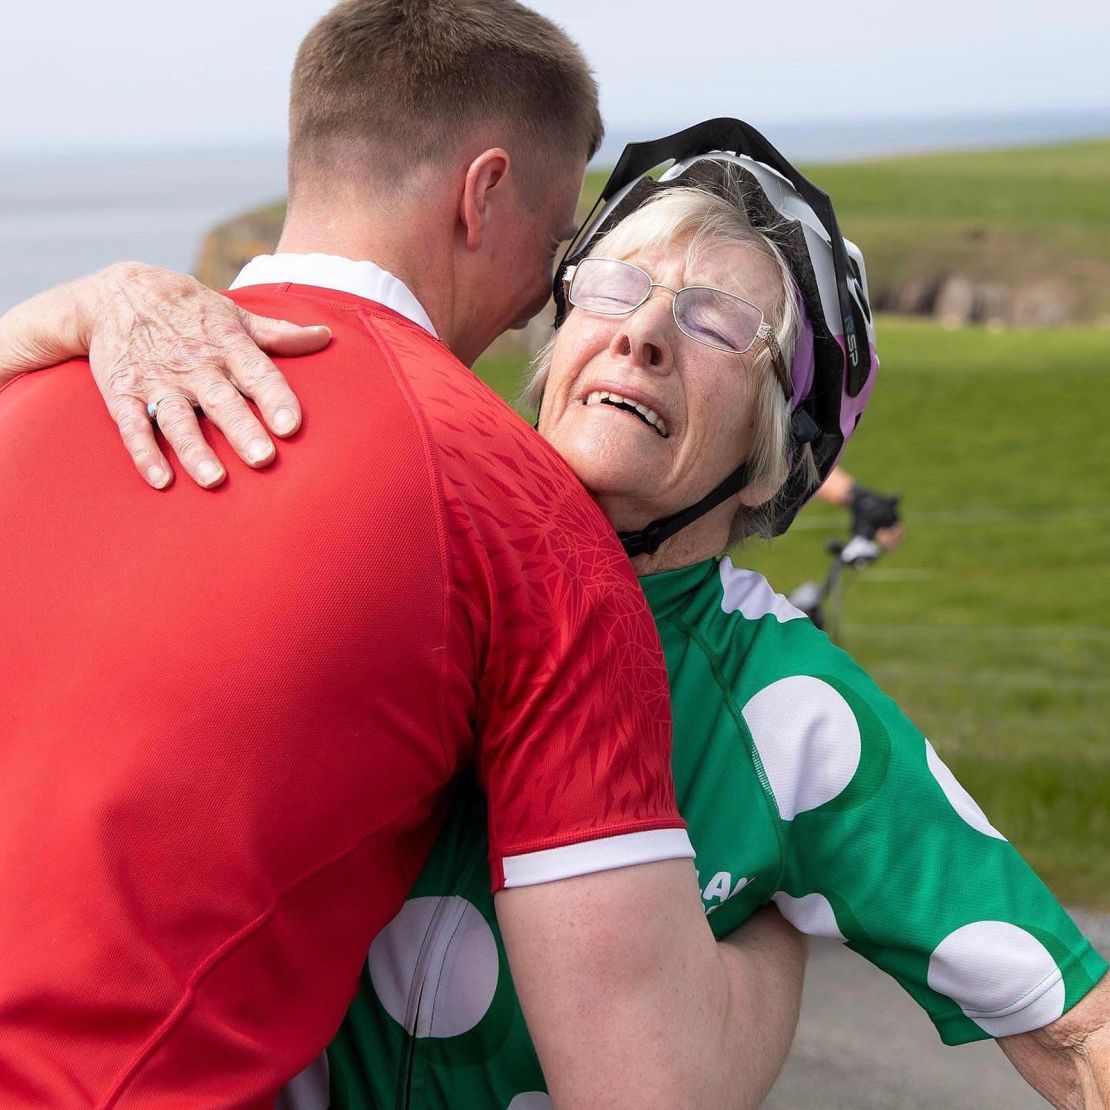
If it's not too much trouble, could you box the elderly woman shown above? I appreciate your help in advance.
[2,130,1107,1108]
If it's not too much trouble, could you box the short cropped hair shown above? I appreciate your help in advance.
[289,0,603,196]
[524,184,816,546]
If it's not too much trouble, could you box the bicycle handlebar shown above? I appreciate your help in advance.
[828,534,884,568]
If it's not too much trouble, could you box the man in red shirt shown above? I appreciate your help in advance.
[0,2,800,1107]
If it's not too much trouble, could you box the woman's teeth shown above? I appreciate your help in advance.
[584,391,668,437]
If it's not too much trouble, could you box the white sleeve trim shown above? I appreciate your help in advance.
[501,827,695,889]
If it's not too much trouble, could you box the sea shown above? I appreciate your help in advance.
[2,109,1108,315]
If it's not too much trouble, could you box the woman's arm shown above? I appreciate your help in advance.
[764,638,1108,1092]
[0,263,328,487]
[717,905,809,1107]
[1000,979,1110,1108]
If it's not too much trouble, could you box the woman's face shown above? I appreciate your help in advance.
[538,239,782,532]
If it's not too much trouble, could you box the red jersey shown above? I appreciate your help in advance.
[0,285,690,1108]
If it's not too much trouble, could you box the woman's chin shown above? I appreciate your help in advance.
[552,416,669,481]
[554,439,649,495]
[567,461,667,523]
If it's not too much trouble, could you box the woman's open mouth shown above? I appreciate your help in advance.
[584,391,669,438]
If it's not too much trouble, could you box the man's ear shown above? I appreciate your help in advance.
[460,148,511,251]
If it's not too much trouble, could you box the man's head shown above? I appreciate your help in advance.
[289,0,602,195]
[284,0,603,362]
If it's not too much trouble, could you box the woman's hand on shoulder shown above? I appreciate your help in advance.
[0,261,331,488]
[83,262,330,489]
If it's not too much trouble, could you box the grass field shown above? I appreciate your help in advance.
[476,317,1110,909]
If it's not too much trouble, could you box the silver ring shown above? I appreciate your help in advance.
[146,392,195,422]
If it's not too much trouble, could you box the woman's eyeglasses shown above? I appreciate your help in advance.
[564,256,788,389]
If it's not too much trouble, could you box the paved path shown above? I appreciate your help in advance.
[765,911,1109,1108]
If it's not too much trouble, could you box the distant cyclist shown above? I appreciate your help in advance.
[817,464,904,550]
[6,120,1109,1106]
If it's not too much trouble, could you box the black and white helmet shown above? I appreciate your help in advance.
[553,118,878,555]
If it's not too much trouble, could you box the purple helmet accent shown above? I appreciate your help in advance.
[833,334,879,455]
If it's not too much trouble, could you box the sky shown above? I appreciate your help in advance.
[5,0,1110,155]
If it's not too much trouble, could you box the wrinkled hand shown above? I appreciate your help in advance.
[85,262,330,489]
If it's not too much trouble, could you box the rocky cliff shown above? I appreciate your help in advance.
[195,139,1110,338]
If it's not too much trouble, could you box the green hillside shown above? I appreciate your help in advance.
[809,141,1110,235]
[807,142,1110,323]
[577,140,1110,325]
[199,141,1110,328]
[476,316,1110,909]
[583,139,1110,234]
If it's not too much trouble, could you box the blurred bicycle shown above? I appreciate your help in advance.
[788,481,901,643]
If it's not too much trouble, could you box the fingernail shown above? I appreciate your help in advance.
[247,438,273,465]
[147,465,170,489]
[198,461,224,487]
[273,408,298,434]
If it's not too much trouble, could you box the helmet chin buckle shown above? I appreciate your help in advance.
[617,461,752,560]
[617,519,669,559]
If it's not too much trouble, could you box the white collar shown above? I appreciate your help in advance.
[229,252,437,338]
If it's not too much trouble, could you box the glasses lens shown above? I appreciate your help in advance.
[673,287,764,354]
[569,258,650,315]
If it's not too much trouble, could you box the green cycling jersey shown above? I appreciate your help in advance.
[286,555,1107,1110]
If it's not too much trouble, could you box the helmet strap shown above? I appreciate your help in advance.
[617,461,752,559]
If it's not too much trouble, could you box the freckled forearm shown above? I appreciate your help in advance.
[0,266,126,384]
[1000,1034,1109,1108]
[0,278,87,383]
[1000,975,1110,1108]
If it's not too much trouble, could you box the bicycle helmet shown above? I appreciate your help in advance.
[552,117,878,555]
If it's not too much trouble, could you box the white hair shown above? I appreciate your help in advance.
[522,181,817,545]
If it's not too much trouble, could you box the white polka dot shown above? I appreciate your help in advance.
[506,1094,553,1110]
[742,676,861,820]
[368,896,499,1038]
[772,891,846,941]
[275,1053,329,1110]
[928,921,1066,1037]
[924,739,1006,840]
[718,559,806,623]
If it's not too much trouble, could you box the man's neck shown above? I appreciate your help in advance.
[277,192,461,355]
